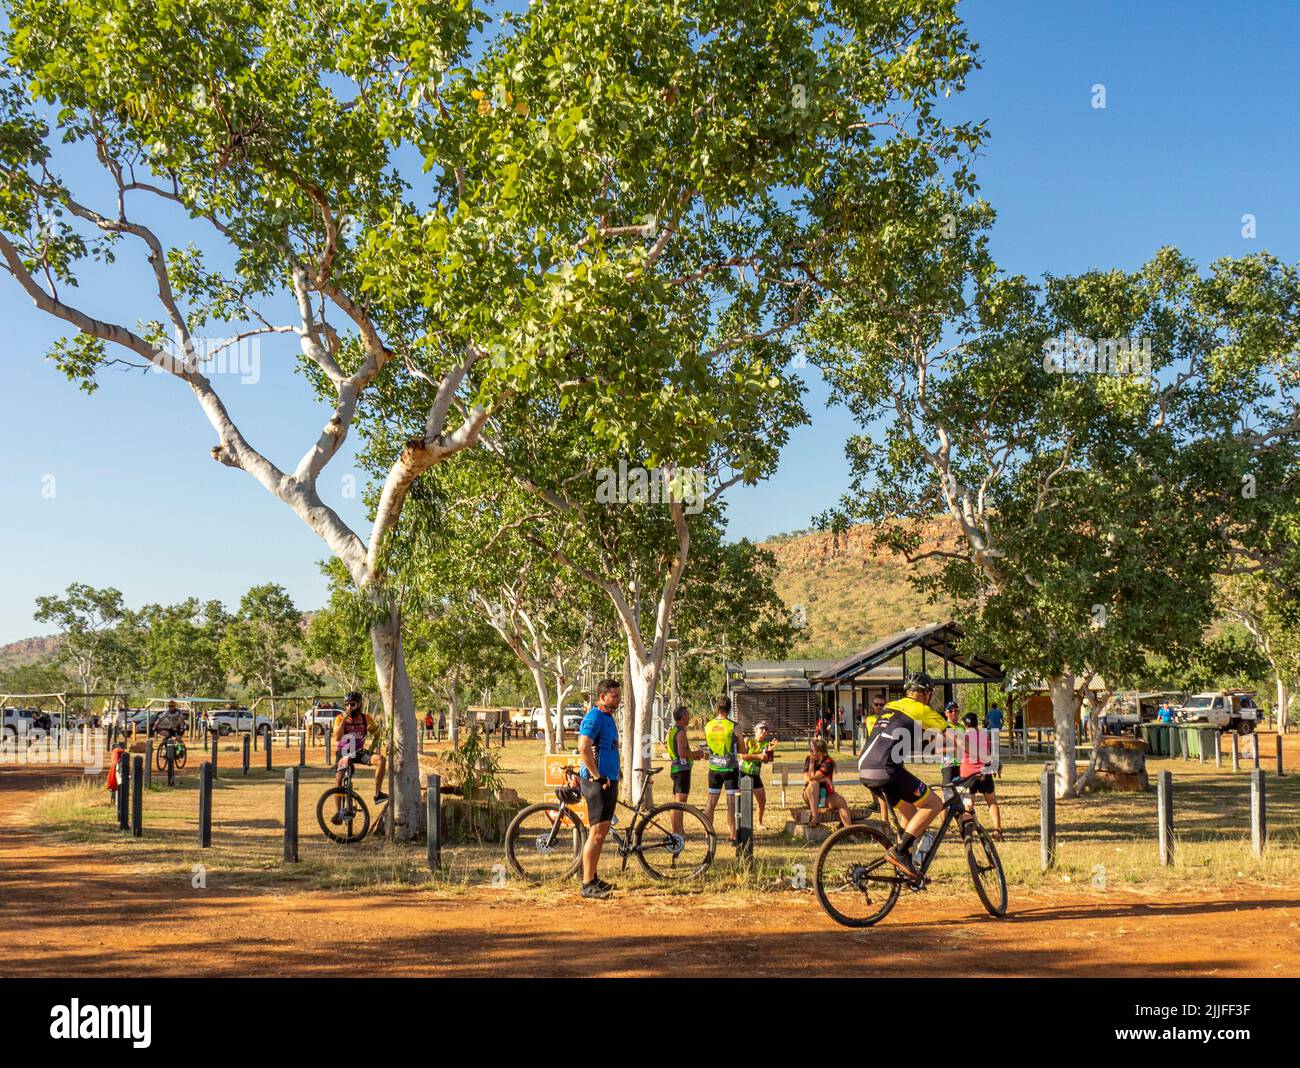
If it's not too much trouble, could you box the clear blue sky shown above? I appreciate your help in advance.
[2,0,1297,642]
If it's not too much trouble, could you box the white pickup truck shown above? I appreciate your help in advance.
[1177,691,1262,733]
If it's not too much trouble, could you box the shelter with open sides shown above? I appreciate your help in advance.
[727,621,1005,749]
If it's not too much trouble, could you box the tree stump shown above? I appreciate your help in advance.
[1094,736,1149,791]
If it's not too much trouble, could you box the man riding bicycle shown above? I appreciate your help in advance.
[857,671,953,880]
[330,692,388,823]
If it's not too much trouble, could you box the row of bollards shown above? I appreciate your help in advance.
[1038,764,1272,870]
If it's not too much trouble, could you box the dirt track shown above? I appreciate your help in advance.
[3,766,1299,977]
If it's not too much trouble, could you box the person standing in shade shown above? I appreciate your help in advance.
[578,679,623,899]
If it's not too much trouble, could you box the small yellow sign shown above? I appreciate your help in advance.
[544,752,581,786]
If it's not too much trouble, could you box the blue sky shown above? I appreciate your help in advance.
[3,0,1298,642]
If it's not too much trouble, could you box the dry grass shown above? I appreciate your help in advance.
[25,735,1300,900]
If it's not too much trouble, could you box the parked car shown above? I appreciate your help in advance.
[552,705,586,736]
[2,707,51,740]
[1177,691,1261,733]
[306,704,344,738]
[206,708,273,737]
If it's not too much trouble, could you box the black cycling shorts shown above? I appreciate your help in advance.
[862,766,929,808]
[670,769,692,795]
[707,768,739,793]
[581,776,618,825]
[970,773,996,796]
[740,771,764,792]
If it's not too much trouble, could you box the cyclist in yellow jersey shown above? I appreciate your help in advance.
[857,671,952,879]
[702,696,740,840]
[664,705,705,837]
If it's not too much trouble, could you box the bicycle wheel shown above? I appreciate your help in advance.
[154,746,168,772]
[175,744,187,769]
[504,802,586,882]
[316,786,371,844]
[813,822,903,927]
[965,821,1008,917]
[634,802,716,880]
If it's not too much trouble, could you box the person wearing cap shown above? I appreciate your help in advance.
[856,670,953,880]
[940,700,963,789]
[739,720,777,827]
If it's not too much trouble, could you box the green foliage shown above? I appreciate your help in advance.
[219,583,313,698]
[445,723,504,798]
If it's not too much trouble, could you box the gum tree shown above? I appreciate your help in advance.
[814,179,1300,794]
[1,0,981,830]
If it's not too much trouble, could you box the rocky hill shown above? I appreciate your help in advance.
[761,519,961,658]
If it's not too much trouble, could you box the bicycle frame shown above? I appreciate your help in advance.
[875,776,979,883]
[545,769,662,868]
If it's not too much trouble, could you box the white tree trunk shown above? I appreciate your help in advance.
[370,606,421,840]
[1277,677,1292,733]
[626,640,659,810]
[619,658,635,803]
[1048,673,1079,798]
[527,662,557,755]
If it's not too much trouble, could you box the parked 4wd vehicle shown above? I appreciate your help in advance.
[206,708,273,738]
[2,707,51,741]
[1178,691,1261,733]
[306,705,344,738]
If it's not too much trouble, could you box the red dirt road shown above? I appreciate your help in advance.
[3,767,1299,977]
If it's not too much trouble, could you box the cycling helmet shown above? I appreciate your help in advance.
[903,670,935,693]
[344,691,363,705]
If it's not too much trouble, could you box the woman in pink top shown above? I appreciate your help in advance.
[960,713,1002,841]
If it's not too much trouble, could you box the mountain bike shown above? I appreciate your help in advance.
[813,769,1007,927]
[155,736,187,771]
[316,753,371,844]
[504,766,715,883]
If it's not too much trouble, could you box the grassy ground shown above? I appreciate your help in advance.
[26,732,1300,900]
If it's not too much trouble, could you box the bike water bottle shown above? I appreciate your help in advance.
[914,830,935,866]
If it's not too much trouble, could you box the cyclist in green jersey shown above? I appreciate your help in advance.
[739,720,776,827]
[665,705,705,837]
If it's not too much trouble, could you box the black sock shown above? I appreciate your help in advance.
[896,832,916,854]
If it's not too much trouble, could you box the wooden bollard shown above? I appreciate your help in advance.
[1215,733,1221,769]
[1277,733,1285,778]
[1251,769,1266,859]
[1157,770,1173,866]
[426,773,442,870]
[198,762,214,847]
[265,734,272,771]
[242,734,250,775]
[145,741,154,788]
[117,751,130,831]
[283,767,299,863]
[166,740,176,787]
[1231,733,1240,772]
[1040,768,1056,871]
[299,732,306,767]
[736,777,754,868]
[1252,733,1260,770]
[131,756,144,838]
